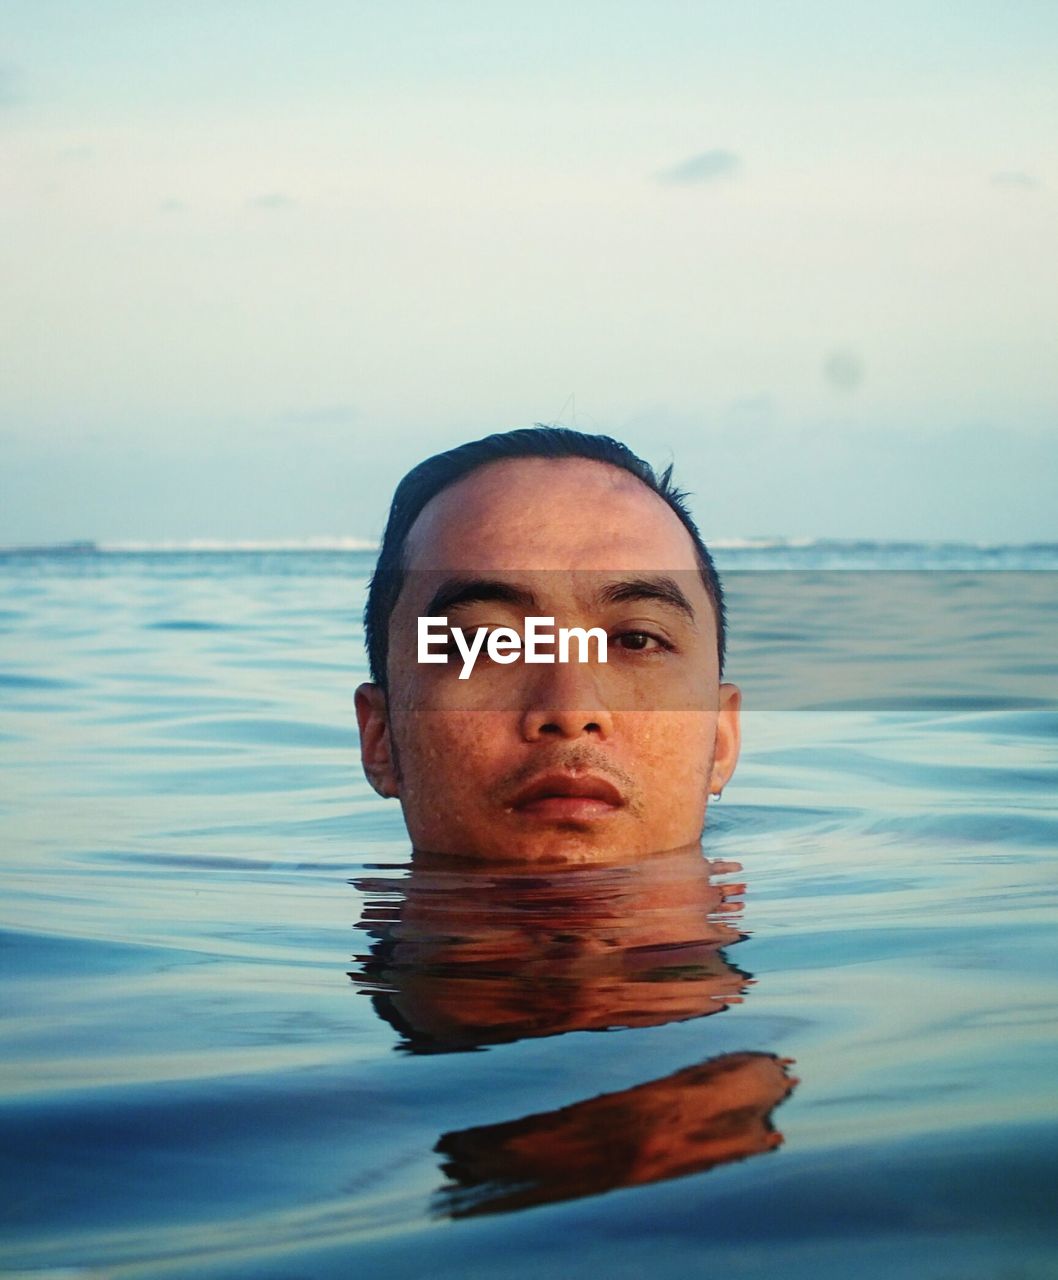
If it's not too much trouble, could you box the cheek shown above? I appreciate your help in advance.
[620,712,716,768]
[393,708,512,793]
[389,715,508,850]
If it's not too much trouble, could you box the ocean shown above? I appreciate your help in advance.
[1,541,1056,1278]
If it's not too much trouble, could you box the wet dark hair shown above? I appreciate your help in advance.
[364,426,726,686]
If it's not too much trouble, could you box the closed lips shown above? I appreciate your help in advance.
[510,774,625,809]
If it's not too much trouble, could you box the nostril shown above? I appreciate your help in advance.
[524,713,611,741]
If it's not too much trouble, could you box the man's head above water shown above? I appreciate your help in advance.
[355,427,741,862]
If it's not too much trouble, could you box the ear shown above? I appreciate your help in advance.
[354,682,400,799]
[710,683,741,795]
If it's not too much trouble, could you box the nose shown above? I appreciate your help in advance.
[519,660,615,742]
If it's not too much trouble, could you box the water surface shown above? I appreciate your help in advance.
[1,545,1056,1277]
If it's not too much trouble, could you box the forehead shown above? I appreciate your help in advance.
[403,458,703,573]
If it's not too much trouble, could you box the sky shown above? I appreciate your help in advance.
[2,0,1056,544]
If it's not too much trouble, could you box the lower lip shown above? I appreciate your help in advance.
[515,796,622,822]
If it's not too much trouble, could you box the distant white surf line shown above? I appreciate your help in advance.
[98,536,380,552]
[707,536,820,550]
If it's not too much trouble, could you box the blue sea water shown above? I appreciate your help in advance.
[1,542,1057,1278]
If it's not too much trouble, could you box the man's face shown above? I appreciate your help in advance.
[355,458,740,861]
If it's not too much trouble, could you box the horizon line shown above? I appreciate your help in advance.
[3,536,1058,555]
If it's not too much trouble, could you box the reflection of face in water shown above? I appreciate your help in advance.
[437,1051,797,1218]
[350,847,798,1216]
[351,845,750,1052]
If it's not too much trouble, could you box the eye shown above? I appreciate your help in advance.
[444,625,488,654]
[612,629,670,653]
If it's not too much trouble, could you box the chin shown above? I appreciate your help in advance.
[410,823,691,865]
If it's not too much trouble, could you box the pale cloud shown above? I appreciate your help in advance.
[724,394,776,426]
[250,192,295,209]
[657,149,741,186]
[159,197,187,214]
[989,171,1042,191]
[823,349,865,393]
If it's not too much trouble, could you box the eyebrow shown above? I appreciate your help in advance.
[596,575,698,623]
[423,577,541,618]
